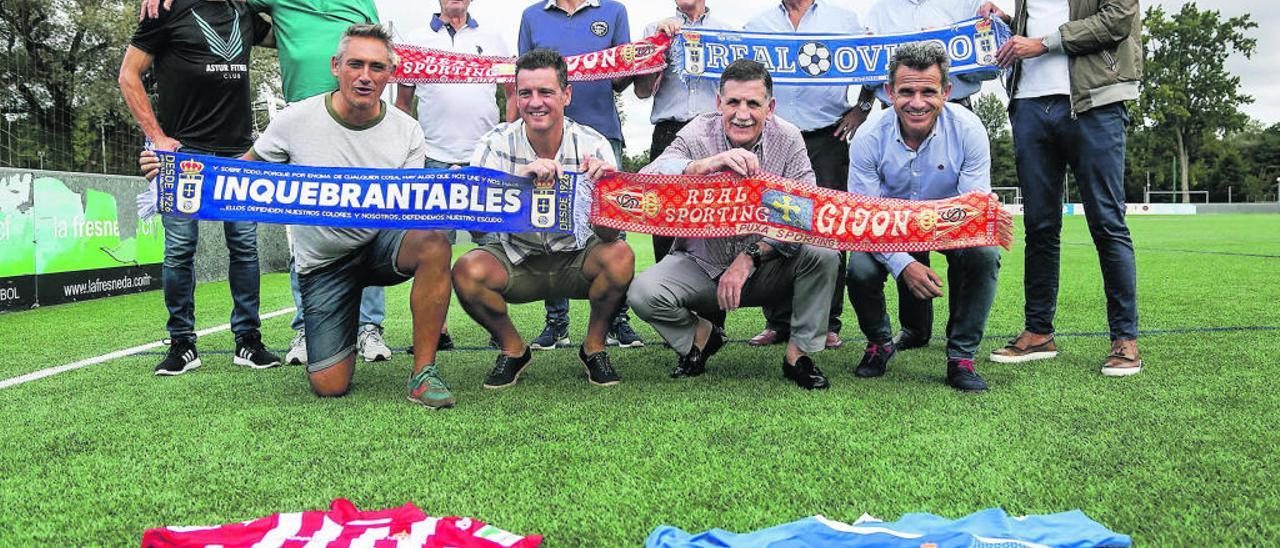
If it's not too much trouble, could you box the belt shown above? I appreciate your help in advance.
[800,123,840,137]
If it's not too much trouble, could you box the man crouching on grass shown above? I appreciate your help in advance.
[628,59,841,390]
[452,48,634,389]
[142,24,456,408]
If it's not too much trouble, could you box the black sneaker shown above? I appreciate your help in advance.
[155,339,201,376]
[234,331,281,369]
[946,358,988,393]
[437,331,455,351]
[530,322,570,350]
[892,330,930,350]
[405,332,458,355]
[580,346,621,386]
[670,349,705,379]
[854,342,896,378]
[607,320,645,348]
[783,355,830,390]
[483,347,532,389]
[488,335,500,349]
[670,324,725,378]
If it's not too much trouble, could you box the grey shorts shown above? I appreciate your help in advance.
[298,230,411,373]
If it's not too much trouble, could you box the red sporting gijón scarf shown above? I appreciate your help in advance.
[393,33,671,84]
[592,171,1014,253]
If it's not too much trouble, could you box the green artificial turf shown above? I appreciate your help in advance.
[0,214,1278,545]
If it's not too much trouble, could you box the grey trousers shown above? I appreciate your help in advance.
[628,247,840,355]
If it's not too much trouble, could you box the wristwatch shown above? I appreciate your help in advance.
[744,242,763,268]
[857,100,874,113]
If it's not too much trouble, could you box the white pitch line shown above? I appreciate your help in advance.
[0,307,296,390]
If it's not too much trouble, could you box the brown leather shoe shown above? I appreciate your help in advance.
[824,331,844,349]
[1100,339,1142,377]
[748,328,788,346]
[989,331,1058,363]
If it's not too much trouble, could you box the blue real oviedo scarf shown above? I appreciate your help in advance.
[676,17,1012,86]
[153,151,576,233]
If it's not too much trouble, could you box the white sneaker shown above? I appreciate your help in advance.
[357,324,393,362]
[285,329,307,365]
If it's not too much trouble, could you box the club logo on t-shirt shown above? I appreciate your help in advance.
[590,20,609,36]
[192,10,244,62]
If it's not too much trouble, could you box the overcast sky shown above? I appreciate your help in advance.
[377,0,1276,157]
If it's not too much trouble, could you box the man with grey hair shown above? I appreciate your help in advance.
[629,59,840,390]
[846,42,1000,392]
[137,0,393,369]
[860,0,998,353]
[145,24,457,406]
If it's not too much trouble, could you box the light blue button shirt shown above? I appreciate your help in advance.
[847,102,991,276]
[645,10,730,124]
[744,1,866,132]
[864,0,993,104]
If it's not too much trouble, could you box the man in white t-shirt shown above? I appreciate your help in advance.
[142,25,457,406]
[394,0,513,351]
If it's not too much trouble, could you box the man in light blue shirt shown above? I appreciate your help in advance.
[863,0,996,108]
[745,0,875,350]
[635,0,729,263]
[860,0,994,350]
[845,42,1000,393]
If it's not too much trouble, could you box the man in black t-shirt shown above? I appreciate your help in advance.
[119,0,279,376]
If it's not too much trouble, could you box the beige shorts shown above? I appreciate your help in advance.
[475,237,602,304]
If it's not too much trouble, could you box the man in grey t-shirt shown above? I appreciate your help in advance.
[143,25,456,407]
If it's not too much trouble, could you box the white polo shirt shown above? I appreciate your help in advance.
[400,14,511,164]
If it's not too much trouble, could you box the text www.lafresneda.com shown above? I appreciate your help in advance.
[62,273,154,298]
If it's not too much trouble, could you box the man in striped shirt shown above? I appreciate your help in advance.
[452,49,635,389]
[628,60,841,390]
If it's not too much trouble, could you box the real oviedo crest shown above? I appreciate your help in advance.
[176,158,205,214]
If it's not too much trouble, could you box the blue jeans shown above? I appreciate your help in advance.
[847,247,1001,360]
[290,257,384,331]
[162,148,260,342]
[298,231,408,373]
[1011,96,1138,340]
[544,138,629,327]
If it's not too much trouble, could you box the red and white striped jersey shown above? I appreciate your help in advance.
[141,499,542,548]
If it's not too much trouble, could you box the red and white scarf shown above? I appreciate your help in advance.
[393,33,671,84]
[592,171,1014,253]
